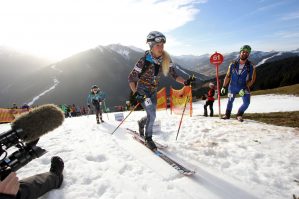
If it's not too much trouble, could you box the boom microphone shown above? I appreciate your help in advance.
[0,104,64,148]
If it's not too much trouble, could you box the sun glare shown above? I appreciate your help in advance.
[0,0,199,60]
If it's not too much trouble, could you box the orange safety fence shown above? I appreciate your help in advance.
[156,87,167,110]
[0,108,30,123]
[170,86,192,116]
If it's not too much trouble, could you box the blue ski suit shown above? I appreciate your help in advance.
[225,59,256,116]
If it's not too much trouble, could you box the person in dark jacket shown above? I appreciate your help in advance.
[87,85,106,124]
[0,156,64,199]
[128,31,195,151]
[221,45,256,122]
[204,82,215,117]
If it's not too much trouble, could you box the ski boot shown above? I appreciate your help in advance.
[236,111,244,122]
[100,117,104,123]
[145,137,157,151]
[236,116,244,122]
[221,110,231,120]
[50,156,64,188]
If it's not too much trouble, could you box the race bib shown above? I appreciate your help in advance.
[228,93,234,99]
[144,98,152,106]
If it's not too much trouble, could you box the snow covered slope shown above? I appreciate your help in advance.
[0,94,298,199]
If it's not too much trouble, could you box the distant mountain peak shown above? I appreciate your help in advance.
[107,44,135,60]
[95,45,104,52]
[128,45,144,53]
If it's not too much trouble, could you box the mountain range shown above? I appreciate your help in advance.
[0,44,298,110]
[173,49,299,76]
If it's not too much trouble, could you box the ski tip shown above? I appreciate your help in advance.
[184,170,196,176]
[177,169,196,176]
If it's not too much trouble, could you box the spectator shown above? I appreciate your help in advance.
[204,82,215,117]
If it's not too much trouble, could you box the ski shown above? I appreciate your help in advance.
[154,150,195,176]
[126,128,194,175]
[126,128,168,149]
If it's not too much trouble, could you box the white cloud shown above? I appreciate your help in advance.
[281,11,299,21]
[275,30,299,38]
[0,0,203,60]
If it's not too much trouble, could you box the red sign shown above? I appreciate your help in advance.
[210,52,224,65]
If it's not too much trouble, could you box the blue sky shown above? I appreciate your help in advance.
[171,0,299,55]
[0,0,298,60]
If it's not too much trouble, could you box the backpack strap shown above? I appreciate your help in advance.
[245,60,253,80]
[245,60,251,74]
[138,57,150,78]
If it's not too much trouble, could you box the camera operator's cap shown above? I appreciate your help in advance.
[240,45,251,53]
[146,31,166,48]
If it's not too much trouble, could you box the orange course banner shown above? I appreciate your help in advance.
[156,87,167,110]
[170,86,192,116]
[0,108,29,123]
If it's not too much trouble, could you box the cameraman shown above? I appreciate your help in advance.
[0,156,64,199]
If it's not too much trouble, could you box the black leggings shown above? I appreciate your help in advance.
[204,100,214,116]
[92,101,102,119]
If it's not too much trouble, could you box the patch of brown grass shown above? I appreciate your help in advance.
[251,84,299,96]
[244,111,299,128]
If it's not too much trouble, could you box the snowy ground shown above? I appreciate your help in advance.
[0,94,298,199]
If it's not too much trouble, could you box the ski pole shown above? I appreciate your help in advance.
[103,101,109,120]
[176,94,190,140]
[111,102,140,135]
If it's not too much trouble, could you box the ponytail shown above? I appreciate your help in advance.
[162,51,170,76]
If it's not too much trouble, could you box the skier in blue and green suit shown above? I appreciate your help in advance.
[221,45,256,122]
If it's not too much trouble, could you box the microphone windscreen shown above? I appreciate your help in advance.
[11,104,65,142]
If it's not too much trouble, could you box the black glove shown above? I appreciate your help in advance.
[184,75,196,86]
[87,104,91,108]
[134,92,146,103]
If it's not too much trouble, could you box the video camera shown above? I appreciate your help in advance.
[0,104,64,180]
[0,135,46,180]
